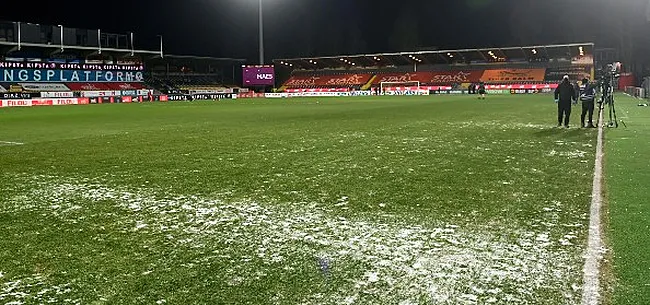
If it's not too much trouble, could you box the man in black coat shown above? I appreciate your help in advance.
[554,75,577,128]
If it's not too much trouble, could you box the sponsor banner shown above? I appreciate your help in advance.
[28,98,89,106]
[265,93,289,98]
[350,90,373,96]
[486,90,510,94]
[285,87,349,93]
[9,85,23,92]
[284,74,373,87]
[19,83,70,91]
[1,99,33,107]
[0,62,143,70]
[486,83,559,90]
[189,89,218,94]
[373,72,428,84]
[51,98,80,105]
[116,59,141,66]
[0,84,6,92]
[41,91,74,98]
[122,96,133,103]
[66,83,111,91]
[2,92,39,99]
[167,94,190,101]
[430,71,484,84]
[545,66,592,82]
[237,92,264,98]
[481,69,546,82]
[104,82,145,90]
[323,74,372,86]
[510,88,554,94]
[159,95,169,102]
[572,55,594,65]
[0,69,144,82]
[243,65,275,86]
[137,89,152,96]
[286,92,348,97]
[122,90,137,96]
[384,90,429,96]
[81,91,120,97]
[192,93,233,100]
[32,99,53,106]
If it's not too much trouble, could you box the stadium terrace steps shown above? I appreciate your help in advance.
[279,66,587,91]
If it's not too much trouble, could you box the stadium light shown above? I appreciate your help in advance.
[258,0,264,64]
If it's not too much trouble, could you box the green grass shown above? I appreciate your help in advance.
[605,95,650,305]
[0,95,598,304]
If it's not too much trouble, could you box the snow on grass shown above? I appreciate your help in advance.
[0,274,75,305]
[4,175,585,304]
[456,121,552,130]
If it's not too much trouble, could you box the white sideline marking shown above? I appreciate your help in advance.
[0,141,24,146]
[581,104,605,305]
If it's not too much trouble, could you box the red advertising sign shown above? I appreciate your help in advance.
[430,70,484,84]
[1,99,32,107]
[284,74,372,87]
[373,72,429,84]
[32,99,53,106]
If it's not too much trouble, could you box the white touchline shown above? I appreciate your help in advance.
[581,103,605,305]
[0,141,24,145]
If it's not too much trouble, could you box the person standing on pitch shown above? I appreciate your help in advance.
[554,75,576,128]
[580,79,597,128]
[478,81,486,99]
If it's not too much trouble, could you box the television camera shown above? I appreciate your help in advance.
[596,62,625,128]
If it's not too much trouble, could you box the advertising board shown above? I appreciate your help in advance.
[19,83,70,91]
[243,65,275,86]
[265,93,289,98]
[41,91,75,98]
[0,61,143,71]
[481,69,546,82]
[1,92,39,99]
[192,93,233,100]
[0,69,144,82]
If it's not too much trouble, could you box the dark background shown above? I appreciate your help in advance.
[2,0,650,66]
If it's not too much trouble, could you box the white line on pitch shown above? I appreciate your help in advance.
[0,141,24,145]
[581,103,605,305]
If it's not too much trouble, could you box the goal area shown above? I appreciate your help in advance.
[379,81,421,94]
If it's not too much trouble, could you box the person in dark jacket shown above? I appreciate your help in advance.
[554,75,576,128]
[477,82,486,99]
[580,79,597,128]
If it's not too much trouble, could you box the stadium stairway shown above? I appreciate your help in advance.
[361,75,377,90]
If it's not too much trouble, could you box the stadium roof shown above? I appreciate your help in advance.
[273,43,594,70]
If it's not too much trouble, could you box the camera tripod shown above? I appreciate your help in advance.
[600,91,626,128]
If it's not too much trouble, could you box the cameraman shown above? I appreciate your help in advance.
[554,75,577,128]
[580,79,597,128]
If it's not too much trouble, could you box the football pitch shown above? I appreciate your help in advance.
[0,94,639,304]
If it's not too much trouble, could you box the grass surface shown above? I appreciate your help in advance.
[1,95,598,304]
[604,95,650,305]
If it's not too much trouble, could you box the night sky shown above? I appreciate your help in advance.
[2,0,650,63]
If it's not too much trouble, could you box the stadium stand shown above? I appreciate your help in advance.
[0,20,245,106]
[273,43,595,94]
